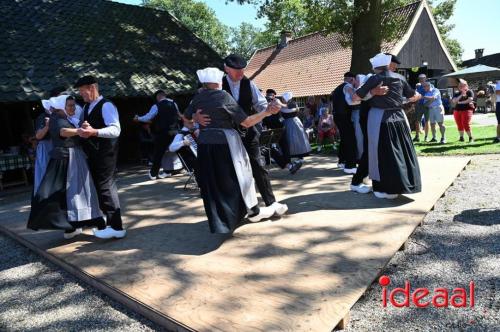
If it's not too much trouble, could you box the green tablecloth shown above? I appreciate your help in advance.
[0,154,32,172]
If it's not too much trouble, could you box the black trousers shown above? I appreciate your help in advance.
[150,133,174,177]
[352,109,369,185]
[335,113,357,168]
[243,131,276,206]
[87,151,123,230]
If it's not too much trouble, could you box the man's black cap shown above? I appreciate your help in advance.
[224,54,247,69]
[384,53,401,64]
[343,71,356,78]
[266,89,277,95]
[154,89,166,99]
[74,75,98,88]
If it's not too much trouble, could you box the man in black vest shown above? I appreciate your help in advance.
[75,75,125,239]
[331,72,358,172]
[134,90,180,180]
[193,54,288,217]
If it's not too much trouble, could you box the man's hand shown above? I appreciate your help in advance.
[44,117,50,128]
[371,83,389,96]
[267,99,283,114]
[78,122,98,138]
[183,138,191,146]
[192,109,211,126]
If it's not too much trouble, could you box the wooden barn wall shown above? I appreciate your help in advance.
[397,9,454,71]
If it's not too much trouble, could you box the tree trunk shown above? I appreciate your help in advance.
[350,0,382,73]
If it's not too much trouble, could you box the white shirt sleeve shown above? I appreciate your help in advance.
[169,134,185,152]
[344,84,360,106]
[250,81,268,113]
[97,102,121,138]
[138,104,158,122]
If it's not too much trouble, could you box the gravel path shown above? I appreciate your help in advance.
[345,154,500,332]
[1,155,498,331]
[0,234,167,332]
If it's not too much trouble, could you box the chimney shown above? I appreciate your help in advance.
[475,48,484,59]
[278,31,292,49]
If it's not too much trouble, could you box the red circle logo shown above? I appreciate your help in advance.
[379,275,391,286]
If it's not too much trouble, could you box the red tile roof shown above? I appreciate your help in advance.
[246,1,422,97]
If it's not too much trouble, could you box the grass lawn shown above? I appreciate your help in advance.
[413,124,500,156]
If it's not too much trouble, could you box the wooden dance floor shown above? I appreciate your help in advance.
[0,155,469,332]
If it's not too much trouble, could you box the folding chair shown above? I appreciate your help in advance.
[177,153,198,190]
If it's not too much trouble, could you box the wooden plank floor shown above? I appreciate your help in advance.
[0,156,470,332]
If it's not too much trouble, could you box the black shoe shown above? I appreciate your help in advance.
[459,137,464,142]
[469,137,474,143]
[430,138,437,143]
[413,136,420,142]
[289,160,303,174]
[494,138,500,143]
[440,138,446,144]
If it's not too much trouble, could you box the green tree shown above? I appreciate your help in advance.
[229,22,267,60]
[142,0,230,56]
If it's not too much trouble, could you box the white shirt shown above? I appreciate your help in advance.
[496,81,500,103]
[225,76,268,113]
[344,83,361,106]
[86,96,121,138]
[138,98,179,122]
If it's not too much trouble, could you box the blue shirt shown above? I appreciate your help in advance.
[424,88,442,108]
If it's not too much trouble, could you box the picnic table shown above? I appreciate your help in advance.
[0,153,32,190]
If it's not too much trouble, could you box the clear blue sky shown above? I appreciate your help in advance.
[114,0,499,61]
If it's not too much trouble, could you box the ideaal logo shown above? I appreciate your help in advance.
[379,275,475,308]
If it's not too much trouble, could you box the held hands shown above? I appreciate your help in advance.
[266,99,283,115]
[77,121,98,138]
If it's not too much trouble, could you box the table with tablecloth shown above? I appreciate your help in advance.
[0,153,32,190]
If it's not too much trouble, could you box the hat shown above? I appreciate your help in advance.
[369,53,391,69]
[282,92,293,103]
[343,71,356,78]
[196,67,224,84]
[74,75,98,88]
[418,73,427,78]
[224,54,247,69]
[41,95,70,111]
[356,74,373,85]
[384,53,401,64]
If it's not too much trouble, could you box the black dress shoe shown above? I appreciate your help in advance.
[289,160,303,174]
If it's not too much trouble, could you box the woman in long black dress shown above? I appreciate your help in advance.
[28,95,105,238]
[185,67,282,234]
[354,53,422,199]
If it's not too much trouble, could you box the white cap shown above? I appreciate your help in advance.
[41,95,70,111]
[418,73,427,78]
[369,53,391,69]
[196,67,224,84]
[282,91,293,102]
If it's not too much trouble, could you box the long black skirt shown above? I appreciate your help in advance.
[376,111,422,194]
[198,143,247,234]
[27,158,105,231]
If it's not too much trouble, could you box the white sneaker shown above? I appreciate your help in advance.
[317,146,322,152]
[350,184,372,194]
[338,163,345,169]
[64,228,83,239]
[270,202,288,216]
[157,171,171,179]
[385,193,399,199]
[248,206,275,222]
[93,226,127,239]
[148,171,156,180]
[373,191,388,199]
[343,167,357,174]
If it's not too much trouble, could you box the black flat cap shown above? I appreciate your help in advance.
[224,54,247,69]
[74,75,98,88]
[343,71,356,78]
[154,89,166,99]
[266,89,277,95]
[384,53,401,64]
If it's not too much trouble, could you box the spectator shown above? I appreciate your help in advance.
[452,79,475,142]
[317,109,335,152]
[414,74,430,142]
[494,80,500,143]
[422,81,446,144]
